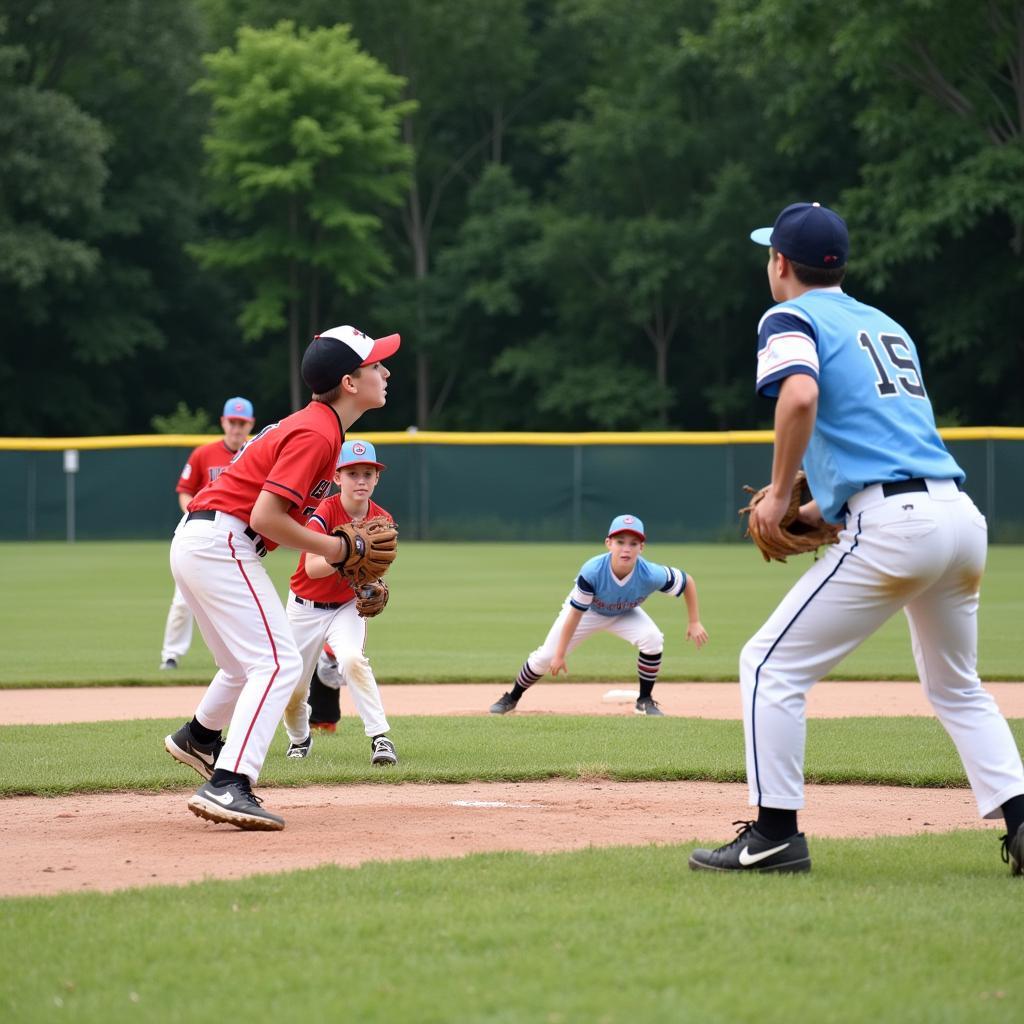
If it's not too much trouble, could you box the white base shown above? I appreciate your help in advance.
[602,689,640,703]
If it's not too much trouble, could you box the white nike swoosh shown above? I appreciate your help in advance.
[738,842,789,866]
[208,791,234,806]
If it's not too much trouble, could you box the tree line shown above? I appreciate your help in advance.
[2,0,1022,436]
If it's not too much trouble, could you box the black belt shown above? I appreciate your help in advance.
[185,510,267,557]
[880,477,963,498]
[293,596,344,611]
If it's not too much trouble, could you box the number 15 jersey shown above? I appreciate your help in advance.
[754,286,963,522]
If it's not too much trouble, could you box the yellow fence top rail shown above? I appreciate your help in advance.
[1,427,1022,451]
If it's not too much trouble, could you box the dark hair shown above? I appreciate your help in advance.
[313,366,362,404]
[789,258,846,287]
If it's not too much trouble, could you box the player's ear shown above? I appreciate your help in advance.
[605,537,613,551]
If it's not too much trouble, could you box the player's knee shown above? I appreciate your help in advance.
[529,653,552,674]
[638,631,664,655]
[739,637,768,691]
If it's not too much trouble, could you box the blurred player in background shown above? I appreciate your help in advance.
[159,397,254,669]
[281,439,398,766]
[489,514,708,716]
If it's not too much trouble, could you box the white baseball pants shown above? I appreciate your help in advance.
[169,513,303,783]
[741,479,1024,818]
[282,593,390,743]
[526,599,664,674]
[160,585,194,663]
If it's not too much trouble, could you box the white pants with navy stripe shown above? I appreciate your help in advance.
[741,479,1024,818]
[170,513,302,784]
[527,599,664,674]
[282,593,389,743]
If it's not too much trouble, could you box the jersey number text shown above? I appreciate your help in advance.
[857,331,926,399]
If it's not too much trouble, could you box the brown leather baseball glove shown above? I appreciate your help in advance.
[331,515,398,586]
[738,471,841,563]
[355,579,389,618]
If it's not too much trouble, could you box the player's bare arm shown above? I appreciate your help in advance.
[250,491,347,561]
[177,492,192,514]
[752,373,819,545]
[682,577,709,649]
[550,606,584,676]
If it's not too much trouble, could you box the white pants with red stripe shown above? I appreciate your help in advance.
[282,593,389,743]
[527,599,664,674]
[170,513,302,783]
[741,479,1024,818]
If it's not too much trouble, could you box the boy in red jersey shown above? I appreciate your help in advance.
[281,439,398,766]
[160,397,255,670]
[164,326,399,831]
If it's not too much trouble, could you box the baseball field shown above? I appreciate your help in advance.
[2,541,1022,1022]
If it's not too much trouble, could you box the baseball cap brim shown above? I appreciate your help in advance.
[750,227,773,247]
[362,333,400,366]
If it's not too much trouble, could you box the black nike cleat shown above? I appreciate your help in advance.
[187,779,285,831]
[1001,822,1024,876]
[689,820,811,874]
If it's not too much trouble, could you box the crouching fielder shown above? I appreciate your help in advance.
[489,514,708,717]
[282,440,398,767]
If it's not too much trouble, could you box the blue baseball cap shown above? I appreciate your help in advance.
[222,396,254,419]
[607,514,645,540]
[337,439,386,471]
[750,202,848,268]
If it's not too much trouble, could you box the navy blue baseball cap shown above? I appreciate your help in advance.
[750,202,848,268]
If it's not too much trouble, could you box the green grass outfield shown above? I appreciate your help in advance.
[4,715,1024,796]
[2,541,1023,685]
[2,838,1019,1024]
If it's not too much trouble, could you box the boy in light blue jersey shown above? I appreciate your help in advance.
[489,515,708,717]
[689,202,1024,876]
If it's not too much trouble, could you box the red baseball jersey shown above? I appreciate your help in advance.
[189,401,343,551]
[176,439,239,496]
[290,497,392,604]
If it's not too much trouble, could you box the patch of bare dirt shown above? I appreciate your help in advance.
[2,682,1018,897]
[4,681,1023,725]
[1,780,1002,898]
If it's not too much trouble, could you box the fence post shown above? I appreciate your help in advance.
[64,449,79,543]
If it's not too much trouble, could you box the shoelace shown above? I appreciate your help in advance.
[717,820,756,851]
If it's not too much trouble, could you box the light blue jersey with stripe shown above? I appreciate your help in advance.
[569,553,686,617]
[755,287,963,521]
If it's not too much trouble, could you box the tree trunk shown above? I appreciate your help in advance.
[288,198,301,411]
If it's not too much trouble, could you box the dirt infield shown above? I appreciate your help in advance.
[3,682,1019,897]
[5,680,1024,724]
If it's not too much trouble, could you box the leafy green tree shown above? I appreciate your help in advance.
[0,1,223,435]
[191,20,413,409]
[151,402,215,434]
[701,0,1024,424]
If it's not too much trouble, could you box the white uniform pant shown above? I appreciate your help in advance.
[741,479,1024,818]
[161,585,194,662]
[526,599,664,675]
[169,513,302,783]
[282,593,389,743]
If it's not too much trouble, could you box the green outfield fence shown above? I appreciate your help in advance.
[1,429,1023,543]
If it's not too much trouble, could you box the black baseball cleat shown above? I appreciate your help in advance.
[634,697,665,716]
[689,820,811,874]
[489,692,520,715]
[1001,822,1024,876]
[286,734,313,759]
[187,779,285,831]
[160,658,178,670]
[165,722,224,780]
[370,735,398,766]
